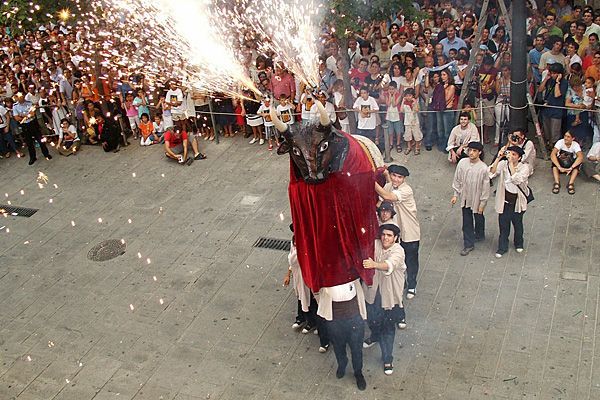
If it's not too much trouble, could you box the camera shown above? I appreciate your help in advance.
[509,134,520,142]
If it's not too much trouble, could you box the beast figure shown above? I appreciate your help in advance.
[271,102,384,293]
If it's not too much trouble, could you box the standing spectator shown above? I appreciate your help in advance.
[489,146,532,258]
[124,92,140,139]
[383,81,402,153]
[416,56,434,151]
[439,26,467,58]
[400,88,422,155]
[165,80,186,128]
[353,86,379,141]
[438,69,456,150]
[0,101,21,158]
[529,35,548,85]
[375,165,421,300]
[270,61,295,102]
[276,94,295,127]
[361,223,406,376]
[133,89,150,120]
[12,92,51,165]
[539,63,568,146]
[244,92,263,145]
[451,142,489,256]
[257,96,276,150]
[476,56,498,144]
[494,64,511,146]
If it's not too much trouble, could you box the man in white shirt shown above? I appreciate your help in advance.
[353,86,379,141]
[165,80,186,123]
[451,142,490,256]
[583,141,600,183]
[390,33,414,57]
[447,112,480,163]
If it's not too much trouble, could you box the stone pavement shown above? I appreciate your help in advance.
[0,135,599,400]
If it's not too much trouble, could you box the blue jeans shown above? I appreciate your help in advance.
[366,292,399,365]
[462,207,485,249]
[326,313,364,375]
[0,129,18,154]
[419,99,432,147]
[436,110,455,151]
[401,240,420,290]
[356,128,376,142]
[387,120,403,145]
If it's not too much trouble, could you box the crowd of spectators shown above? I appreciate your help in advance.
[0,0,599,182]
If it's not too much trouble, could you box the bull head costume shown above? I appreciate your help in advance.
[273,102,383,292]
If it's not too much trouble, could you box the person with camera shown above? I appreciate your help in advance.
[539,63,568,147]
[498,129,537,175]
[550,130,584,194]
[489,146,532,258]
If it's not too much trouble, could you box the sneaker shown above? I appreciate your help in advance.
[397,319,407,329]
[291,319,304,330]
[45,154,52,160]
[318,344,329,353]
[28,158,37,165]
[495,252,503,258]
[363,337,377,348]
[355,373,367,391]
[259,138,265,145]
[313,329,319,335]
[384,364,394,375]
[515,248,524,253]
[460,247,474,256]
[301,324,313,334]
[268,144,273,151]
[249,138,257,144]
[407,289,416,299]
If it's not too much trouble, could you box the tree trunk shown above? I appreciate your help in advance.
[338,37,356,134]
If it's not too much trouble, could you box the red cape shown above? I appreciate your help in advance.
[288,133,379,292]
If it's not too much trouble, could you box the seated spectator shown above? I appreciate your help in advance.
[153,115,165,142]
[551,131,584,194]
[94,113,120,153]
[163,121,206,165]
[139,113,159,146]
[56,118,80,156]
[583,140,600,183]
[446,112,480,164]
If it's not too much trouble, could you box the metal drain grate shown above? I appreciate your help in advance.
[253,237,291,252]
[88,239,127,262]
[0,204,39,218]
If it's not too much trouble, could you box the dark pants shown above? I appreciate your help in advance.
[22,121,49,160]
[297,296,329,347]
[356,128,376,142]
[462,207,485,249]
[497,201,524,254]
[401,240,420,290]
[463,207,485,249]
[326,314,364,375]
[366,292,400,364]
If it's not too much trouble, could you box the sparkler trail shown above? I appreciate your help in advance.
[89,0,261,97]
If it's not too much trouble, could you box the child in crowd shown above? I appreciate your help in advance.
[300,88,315,122]
[157,96,174,130]
[133,89,150,120]
[139,113,159,146]
[384,81,403,153]
[276,94,295,127]
[578,77,596,126]
[153,115,165,143]
[257,96,275,149]
[57,118,81,156]
[401,88,423,155]
[125,92,140,139]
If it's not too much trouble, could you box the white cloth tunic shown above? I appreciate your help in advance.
[288,243,312,312]
[452,158,491,210]
[362,240,406,310]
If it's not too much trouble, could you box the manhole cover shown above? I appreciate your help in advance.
[88,239,127,262]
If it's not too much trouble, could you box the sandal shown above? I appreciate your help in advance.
[396,144,402,153]
[552,182,560,194]
[414,148,421,155]
[567,183,575,195]
[404,147,411,155]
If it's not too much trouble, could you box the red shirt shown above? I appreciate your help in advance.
[270,73,295,99]
[163,130,188,148]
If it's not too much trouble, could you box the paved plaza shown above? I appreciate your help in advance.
[0,137,599,400]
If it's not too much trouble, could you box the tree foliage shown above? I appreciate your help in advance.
[0,0,89,33]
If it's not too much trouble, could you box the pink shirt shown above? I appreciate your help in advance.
[270,73,295,99]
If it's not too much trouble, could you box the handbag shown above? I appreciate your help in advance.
[517,184,534,204]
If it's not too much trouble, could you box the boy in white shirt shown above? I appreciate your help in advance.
[276,94,295,127]
[353,86,379,141]
[257,96,275,149]
[400,88,423,155]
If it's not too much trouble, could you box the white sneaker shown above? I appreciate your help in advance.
[495,253,503,258]
[397,319,407,329]
[407,289,416,299]
[318,344,329,353]
[313,329,319,335]
[249,138,257,144]
[259,139,265,145]
[516,248,524,253]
